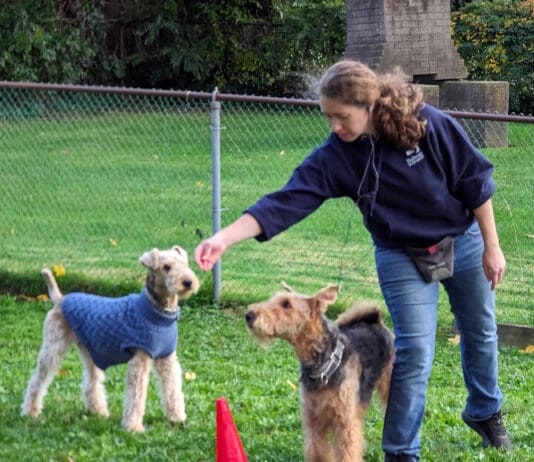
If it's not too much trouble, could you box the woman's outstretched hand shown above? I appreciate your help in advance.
[194,213,263,271]
[195,236,227,271]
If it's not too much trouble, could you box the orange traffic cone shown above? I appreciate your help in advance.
[216,397,248,462]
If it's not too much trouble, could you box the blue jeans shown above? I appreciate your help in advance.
[375,221,503,456]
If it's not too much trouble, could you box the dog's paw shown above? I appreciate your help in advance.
[89,406,110,418]
[169,414,187,430]
[174,420,188,430]
[21,407,41,418]
[122,420,145,433]
[173,412,187,424]
[169,410,187,425]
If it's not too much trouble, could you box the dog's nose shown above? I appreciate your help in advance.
[182,279,192,289]
[245,311,256,327]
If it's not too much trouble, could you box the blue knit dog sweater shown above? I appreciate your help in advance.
[61,289,180,370]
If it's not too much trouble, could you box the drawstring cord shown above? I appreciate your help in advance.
[336,136,380,290]
[356,135,380,216]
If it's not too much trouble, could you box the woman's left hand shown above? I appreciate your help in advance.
[473,200,505,291]
[482,245,506,290]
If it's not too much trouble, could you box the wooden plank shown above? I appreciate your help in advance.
[451,322,534,348]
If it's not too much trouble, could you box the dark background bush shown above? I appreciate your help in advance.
[0,0,531,113]
[0,0,346,97]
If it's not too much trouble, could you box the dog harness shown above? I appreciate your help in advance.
[62,289,180,370]
[307,336,345,386]
[301,323,346,390]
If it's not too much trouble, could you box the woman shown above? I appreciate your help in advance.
[195,60,511,461]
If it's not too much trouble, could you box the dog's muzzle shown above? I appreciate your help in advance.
[245,311,256,328]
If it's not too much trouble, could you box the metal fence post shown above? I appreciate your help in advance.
[210,87,222,303]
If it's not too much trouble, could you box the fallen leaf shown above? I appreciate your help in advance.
[36,294,50,302]
[447,334,461,346]
[53,265,66,277]
[109,238,118,247]
[184,371,196,381]
[519,345,534,354]
[287,379,298,392]
[18,295,35,302]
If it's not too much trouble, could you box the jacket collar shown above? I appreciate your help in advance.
[139,288,180,326]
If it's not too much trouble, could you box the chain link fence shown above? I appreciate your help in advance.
[0,82,532,324]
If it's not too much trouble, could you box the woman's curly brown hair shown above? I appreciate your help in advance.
[319,60,427,150]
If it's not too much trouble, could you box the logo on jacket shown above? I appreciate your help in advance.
[405,147,425,167]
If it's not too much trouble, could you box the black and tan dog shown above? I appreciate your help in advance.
[245,283,395,462]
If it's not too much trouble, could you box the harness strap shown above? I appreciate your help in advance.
[308,336,345,385]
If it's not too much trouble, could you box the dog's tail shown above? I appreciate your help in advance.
[336,301,395,410]
[41,268,63,304]
[335,300,383,328]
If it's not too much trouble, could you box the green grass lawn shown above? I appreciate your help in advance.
[0,295,532,461]
[0,107,532,315]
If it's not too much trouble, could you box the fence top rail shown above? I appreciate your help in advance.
[1,81,532,123]
[444,110,534,124]
[0,80,319,108]
[0,80,212,102]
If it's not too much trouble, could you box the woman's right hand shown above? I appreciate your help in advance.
[194,213,263,271]
[194,235,228,271]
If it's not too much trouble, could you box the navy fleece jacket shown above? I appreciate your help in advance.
[246,104,495,249]
[62,289,179,370]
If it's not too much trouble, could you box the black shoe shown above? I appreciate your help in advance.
[384,454,419,462]
[462,410,512,450]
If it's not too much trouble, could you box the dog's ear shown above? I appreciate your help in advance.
[312,284,339,313]
[316,284,339,303]
[140,248,160,269]
[172,245,188,260]
[281,281,295,292]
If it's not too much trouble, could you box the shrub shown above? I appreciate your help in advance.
[0,2,90,82]
[106,0,346,96]
[452,0,534,114]
[0,1,345,97]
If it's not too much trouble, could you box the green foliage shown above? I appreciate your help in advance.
[452,0,534,114]
[123,1,282,91]
[0,1,345,96]
[115,0,345,95]
[0,1,91,82]
[1,1,531,111]
[451,0,474,11]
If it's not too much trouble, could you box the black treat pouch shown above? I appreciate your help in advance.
[406,236,455,282]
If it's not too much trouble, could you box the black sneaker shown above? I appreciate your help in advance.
[384,454,419,462]
[462,410,512,450]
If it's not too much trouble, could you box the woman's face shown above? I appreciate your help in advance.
[319,96,373,143]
